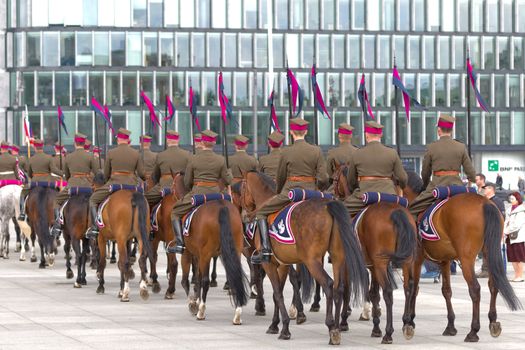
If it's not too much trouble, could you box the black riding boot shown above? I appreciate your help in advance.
[50,208,62,238]
[251,219,272,264]
[18,194,27,221]
[85,204,99,239]
[167,217,184,254]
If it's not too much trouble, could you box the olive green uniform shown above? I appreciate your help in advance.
[343,141,408,216]
[21,152,64,197]
[326,143,358,178]
[17,155,28,173]
[256,140,329,219]
[89,144,145,207]
[171,150,233,218]
[229,150,258,181]
[145,146,190,207]
[141,148,158,179]
[409,136,476,217]
[52,153,66,177]
[258,149,281,180]
[54,149,99,208]
[0,152,19,180]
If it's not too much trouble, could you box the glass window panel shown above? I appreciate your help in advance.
[414,0,425,31]
[255,34,267,68]
[319,34,330,68]
[471,112,482,145]
[374,74,385,107]
[425,112,438,143]
[27,33,40,67]
[23,72,35,106]
[487,0,498,32]
[89,72,104,102]
[98,0,114,26]
[450,74,461,107]
[78,112,93,143]
[514,112,525,144]
[435,74,446,107]
[176,33,189,67]
[510,76,521,108]
[72,71,87,106]
[206,33,220,67]
[192,33,205,67]
[441,0,454,31]
[494,75,505,107]
[399,0,409,31]
[111,32,125,66]
[483,37,495,69]
[519,0,525,32]
[297,72,311,106]
[260,0,268,29]
[150,0,163,27]
[350,112,363,145]
[160,33,174,66]
[273,34,284,69]
[378,36,390,69]
[500,112,511,145]
[241,111,255,142]
[409,36,420,69]
[458,0,469,32]
[228,0,242,28]
[122,72,137,106]
[394,36,405,69]
[55,72,70,106]
[144,33,158,67]
[94,32,109,65]
[43,111,60,145]
[60,32,75,66]
[338,0,350,30]
[224,33,237,67]
[379,112,392,145]
[485,113,497,144]
[307,0,319,30]
[468,36,480,66]
[202,72,216,106]
[397,113,409,145]
[328,73,340,107]
[164,0,179,27]
[172,72,185,105]
[439,37,450,69]
[83,0,98,26]
[113,0,131,27]
[15,33,24,67]
[455,112,467,143]
[353,0,364,29]
[37,72,53,106]
[18,0,29,27]
[235,72,248,107]
[383,0,395,30]
[76,32,92,66]
[514,37,524,69]
[107,112,125,145]
[127,111,140,144]
[287,34,299,68]
[290,0,303,29]
[479,75,491,108]
[501,0,512,33]
[132,0,147,26]
[343,73,355,107]
[423,36,435,69]
[411,112,422,145]
[363,35,375,69]
[498,37,510,69]
[32,0,49,26]
[302,34,314,69]
[140,71,153,103]
[105,72,120,106]
[127,32,142,66]
[419,73,431,106]
[240,34,253,68]
[212,0,225,28]
[275,0,288,29]
[323,0,335,30]
[348,35,360,68]
[42,32,59,67]
[244,0,257,29]
[471,0,483,32]
[453,36,464,69]
[332,35,344,69]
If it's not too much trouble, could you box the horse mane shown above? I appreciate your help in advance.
[231,181,242,195]
[250,171,276,194]
[406,170,424,194]
[93,171,105,186]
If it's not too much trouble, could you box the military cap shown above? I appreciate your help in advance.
[116,128,131,140]
[234,135,249,147]
[268,131,285,147]
[364,120,384,135]
[201,130,218,143]
[0,141,9,150]
[54,142,63,150]
[338,123,354,135]
[166,130,180,140]
[140,135,152,143]
[437,114,455,129]
[74,133,87,143]
[194,133,202,142]
[84,140,92,150]
[33,139,44,148]
[290,118,309,131]
[10,144,20,152]
[93,146,101,154]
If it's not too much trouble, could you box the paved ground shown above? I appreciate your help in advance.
[0,237,524,350]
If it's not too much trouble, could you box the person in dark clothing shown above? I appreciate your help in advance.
[496,174,503,190]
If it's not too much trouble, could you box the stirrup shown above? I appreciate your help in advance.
[17,213,27,221]
[251,250,272,265]
[166,240,185,254]
[50,226,62,238]
[85,227,99,239]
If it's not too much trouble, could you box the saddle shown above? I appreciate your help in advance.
[267,202,304,245]
[361,192,408,208]
[0,179,23,188]
[181,193,233,236]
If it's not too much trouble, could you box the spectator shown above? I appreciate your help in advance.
[475,173,486,195]
[504,192,525,282]
[496,173,503,190]
[518,177,525,196]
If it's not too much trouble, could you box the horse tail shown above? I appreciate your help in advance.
[389,209,417,266]
[483,203,522,311]
[298,263,314,303]
[218,206,249,307]
[326,201,369,305]
[131,192,153,262]
[34,188,53,249]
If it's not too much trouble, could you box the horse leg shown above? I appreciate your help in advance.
[265,264,290,339]
[369,276,382,338]
[254,263,266,316]
[188,256,201,316]
[149,238,161,294]
[129,239,137,264]
[0,221,7,258]
[440,260,457,336]
[30,232,37,263]
[181,252,191,298]
[69,238,80,282]
[96,236,107,294]
[118,240,131,302]
[461,258,481,342]
[381,271,395,344]
[210,256,218,287]
[401,262,416,340]
[13,217,21,252]
[126,240,135,280]
[310,281,322,312]
[488,272,502,337]
[288,265,306,324]
[165,250,178,300]
[110,241,117,264]
[407,248,424,329]
[38,239,46,268]
[196,258,211,321]
[138,239,149,301]
[340,271,351,332]
[78,238,88,286]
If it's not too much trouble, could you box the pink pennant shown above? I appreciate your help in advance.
[140,91,161,127]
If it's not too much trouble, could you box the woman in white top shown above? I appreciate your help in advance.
[504,192,525,282]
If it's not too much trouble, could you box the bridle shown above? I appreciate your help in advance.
[332,164,350,200]
[239,177,257,220]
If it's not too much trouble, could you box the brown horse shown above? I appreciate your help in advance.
[403,171,521,342]
[95,190,152,302]
[332,164,419,344]
[240,171,369,345]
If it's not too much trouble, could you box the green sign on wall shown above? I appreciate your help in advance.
[488,160,499,172]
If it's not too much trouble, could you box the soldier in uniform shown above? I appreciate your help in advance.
[169,130,233,254]
[0,142,19,180]
[145,130,190,208]
[18,139,63,221]
[86,128,145,238]
[258,131,285,180]
[140,135,158,184]
[9,144,28,178]
[84,140,92,153]
[326,123,358,178]
[52,142,66,175]
[409,114,476,220]
[194,134,203,153]
[92,146,103,170]
[229,135,258,184]
[343,120,408,217]
[252,118,329,264]
[50,133,98,236]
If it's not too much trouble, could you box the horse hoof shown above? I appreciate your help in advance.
[109,258,116,264]
[164,292,174,300]
[359,314,370,321]
[19,256,26,262]
[139,288,149,301]
[81,279,87,286]
[255,310,266,316]
[266,326,279,334]
[329,329,341,345]
[152,282,161,294]
[296,313,307,325]
[442,326,457,336]
[250,292,257,299]
[209,280,218,288]
[30,256,37,263]
[310,305,320,312]
[39,263,46,269]
[340,323,349,332]
[196,303,206,320]
[223,282,230,290]
[371,329,382,338]
[464,332,479,342]
[66,270,74,279]
[128,269,135,280]
[288,304,297,319]
[189,301,199,315]
[381,336,393,344]
[233,307,242,325]
[489,321,502,338]
[403,325,415,340]
[278,331,291,340]
[118,291,123,298]
[146,279,153,287]
[74,282,81,288]
[96,286,104,294]
[120,296,130,302]
[15,243,21,252]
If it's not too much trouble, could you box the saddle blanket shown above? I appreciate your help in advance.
[245,221,256,241]
[182,206,202,237]
[0,179,23,188]
[57,199,69,225]
[432,185,476,199]
[268,201,304,245]
[418,198,450,241]
[353,207,370,239]
[96,197,111,228]
[362,192,409,208]
[150,202,162,232]
[288,189,333,202]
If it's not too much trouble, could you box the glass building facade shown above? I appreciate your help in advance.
[3,0,525,164]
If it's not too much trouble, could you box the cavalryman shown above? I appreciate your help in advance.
[18,139,63,221]
[93,146,103,169]
[52,142,66,174]
[343,120,408,217]
[50,133,98,237]
[0,142,19,180]
[170,129,233,254]
[194,133,203,153]
[140,135,158,183]
[229,135,258,183]
[86,128,145,238]
[9,144,27,177]
[409,114,476,220]
[326,123,358,178]
[145,130,190,208]
[258,131,285,180]
[253,118,329,264]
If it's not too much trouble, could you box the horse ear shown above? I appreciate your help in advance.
[333,160,341,169]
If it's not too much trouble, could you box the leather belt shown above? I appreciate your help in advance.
[112,171,132,176]
[433,170,460,176]
[32,173,48,177]
[160,174,173,180]
[287,176,316,182]
[358,176,391,182]
[194,181,219,187]
[72,172,90,178]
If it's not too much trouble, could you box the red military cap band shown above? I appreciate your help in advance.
[202,134,216,142]
[364,126,383,135]
[234,140,248,147]
[194,136,202,142]
[93,147,101,153]
[55,145,63,150]
[117,133,130,140]
[74,136,86,143]
[290,123,309,131]
[84,144,91,150]
[338,128,353,135]
[166,134,180,140]
[10,145,19,152]
[437,120,454,129]
[140,137,152,143]
[33,141,44,147]
[0,145,9,150]
[268,139,283,148]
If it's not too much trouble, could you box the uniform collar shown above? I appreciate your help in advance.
[440,135,452,140]
[294,139,306,144]
[270,148,281,154]
[367,140,381,145]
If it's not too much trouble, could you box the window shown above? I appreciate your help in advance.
[127,111,140,144]
[235,72,248,107]
[458,0,469,32]
[519,0,525,32]
[140,72,154,104]
[223,34,236,67]
[291,0,304,29]
[471,112,482,145]
[83,0,98,26]
[479,75,491,108]
[414,0,425,31]
[423,36,435,69]
[363,35,375,69]
[212,0,226,28]
[307,0,319,30]
[150,0,163,27]
[114,0,131,27]
[399,0,409,31]
[439,37,450,69]
[89,72,104,102]
[494,75,505,107]
[273,34,284,68]
[378,36,390,69]
[514,112,525,144]
[202,72,216,106]
[348,35,360,68]
[409,36,420,69]
[165,0,180,27]
[509,75,520,107]
[42,32,59,67]
[487,0,498,32]
[15,33,24,67]
[43,111,59,145]
[419,73,431,106]
[441,0,454,31]
[160,33,174,66]
[132,0,147,27]
[471,0,483,32]
[37,72,53,106]
[500,112,511,145]
[27,33,40,66]
[172,72,185,105]
[411,112,422,145]
[425,112,438,143]
[319,34,330,68]
[98,0,114,26]
[374,74,386,107]
[514,37,524,69]
[483,37,495,69]
[176,33,189,67]
[498,37,510,69]
[106,72,120,105]
[76,32,92,66]
[94,32,109,65]
[122,72,137,105]
[302,34,314,69]
[394,36,405,69]
[275,0,288,29]
[111,32,125,66]
[450,74,461,107]
[228,0,242,28]
[383,0,395,30]
[72,71,87,106]
[328,73,340,107]
[127,32,142,66]
[332,35,344,69]
[55,72,70,106]
[434,74,446,107]
[501,0,512,33]
[240,34,253,68]
[192,33,205,67]
[244,0,257,29]
[455,112,467,143]
[468,36,481,66]
[287,34,299,68]
[338,0,350,30]
[144,33,158,67]
[353,0,364,30]
[323,0,335,30]
[255,34,267,68]
[23,72,35,106]
[60,32,75,66]
[207,34,220,67]
[453,37,464,69]
[485,113,497,144]
[32,0,49,27]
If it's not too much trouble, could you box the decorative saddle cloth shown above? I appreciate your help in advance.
[181,193,232,236]
[288,189,333,202]
[68,186,93,196]
[361,192,409,208]
[96,197,111,228]
[432,185,476,199]
[0,179,23,188]
[267,201,304,245]
[245,221,256,241]
[353,207,370,239]
[30,180,67,189]
[108,184,144,193]
[150,202,162,232]
[418,198,449,241]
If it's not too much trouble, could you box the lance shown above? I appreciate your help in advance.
[466,43,472,159]
[164,96,168,150]
[394,56,401,157]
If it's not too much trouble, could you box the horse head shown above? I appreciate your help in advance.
[332,162,350,200]
[169,169,186,200]
[403,170,424,203]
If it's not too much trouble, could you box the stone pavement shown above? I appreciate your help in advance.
[0,238,524,350]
